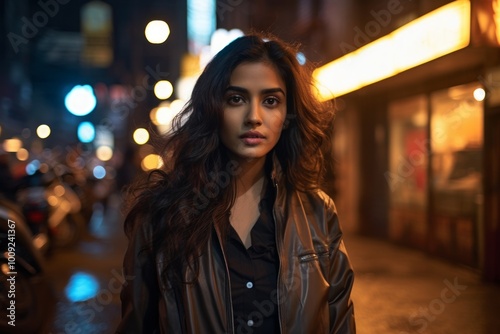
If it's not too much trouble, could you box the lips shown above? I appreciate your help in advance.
[240,131,265,145]
[240,131,265,139]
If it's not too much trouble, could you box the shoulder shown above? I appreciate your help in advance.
[291,188,337,217]
[289,188,341,239]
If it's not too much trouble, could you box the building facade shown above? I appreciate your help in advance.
[315,0,500,282]
[220,0,500,282]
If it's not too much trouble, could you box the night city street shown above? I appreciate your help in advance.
[2,0,500,333]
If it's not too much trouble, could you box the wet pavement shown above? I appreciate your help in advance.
[345,233,500,334]
[45,195,126,334]
[42,195,500,334]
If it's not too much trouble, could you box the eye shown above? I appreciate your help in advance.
[263,96,280,107]
[227,95,245,105]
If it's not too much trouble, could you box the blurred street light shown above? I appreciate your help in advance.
[65,85,97,116]
[133,128,150,145]
[473,88,486,101]
[151,101,184,134]
[77,121,96,143]
[154,80,174,99]
[141,153,163,171]
[155,104,171,125]
[96,145,113,161]
[36,124,51,139]
[26,160,41,175]
[145,20,170,44]
[16,148,29,161]
[3,138,22,152]
[93,165,106,179]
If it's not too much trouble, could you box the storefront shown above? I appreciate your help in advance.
[314,0,500,281]
[387,82,484,268]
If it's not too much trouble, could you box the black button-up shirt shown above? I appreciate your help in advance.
[224,182,280,334]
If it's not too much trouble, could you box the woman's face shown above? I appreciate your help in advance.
[220,62,287,164]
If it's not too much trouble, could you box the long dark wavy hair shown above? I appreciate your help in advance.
[123,33,335,284]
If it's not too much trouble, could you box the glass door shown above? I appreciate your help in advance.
[387,95,428,248]
[429,82,484,267]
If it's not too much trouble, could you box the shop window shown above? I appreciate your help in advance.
[387,95,428,247]
[429,82,483,267]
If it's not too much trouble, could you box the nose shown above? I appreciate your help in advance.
[245,100,263,126]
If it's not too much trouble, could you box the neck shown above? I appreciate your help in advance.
[234,157,266,197]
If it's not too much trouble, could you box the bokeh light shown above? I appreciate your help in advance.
[26,160,41,175]
[149,107,160,125]
[16,148,29,161]
[65,85,97,116]
[3,138,22,152]
[93,165,106,179]
[141,154,163,171]
[473,88,486,102]
[154,80,174,100]
[36,124,51,139]
[145,20,170,44]
[133,128,150,145]
[77,121,96,143]
[65,271,99,302]
[96,145,113,161]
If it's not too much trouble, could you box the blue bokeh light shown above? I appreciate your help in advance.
[93,165,106,179]
[25,160,40,175]
[77,121,96,143]
[65,85,97,116]
[64,271,99,302]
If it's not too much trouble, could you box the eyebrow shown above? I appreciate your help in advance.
[225,86,286,96]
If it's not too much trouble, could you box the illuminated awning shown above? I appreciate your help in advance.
[313,0,471,101]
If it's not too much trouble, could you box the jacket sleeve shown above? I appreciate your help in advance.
[323,195,356,334]
[116,217,161,334]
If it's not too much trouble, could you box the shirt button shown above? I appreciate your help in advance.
[247,320,254,327]
[246,281,253,289]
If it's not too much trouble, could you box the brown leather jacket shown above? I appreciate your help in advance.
[117,174,356,334]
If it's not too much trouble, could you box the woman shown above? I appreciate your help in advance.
[117,33,355,333]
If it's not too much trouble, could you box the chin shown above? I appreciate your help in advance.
[233,152,268,162]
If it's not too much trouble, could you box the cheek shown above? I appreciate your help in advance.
[270,114,286,131]
[221,113,237,134]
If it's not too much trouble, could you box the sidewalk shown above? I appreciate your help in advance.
[343,233,500,334]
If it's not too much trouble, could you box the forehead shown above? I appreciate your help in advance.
[229,62,286,91]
